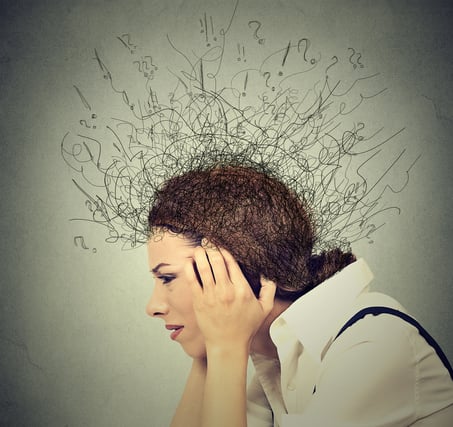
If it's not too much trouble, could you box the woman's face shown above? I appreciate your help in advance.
[146,230,206,358]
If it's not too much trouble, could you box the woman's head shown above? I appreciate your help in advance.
[148,164,355,300]
[146,231,207,358]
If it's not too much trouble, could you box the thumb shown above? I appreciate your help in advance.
[258,277,277,314]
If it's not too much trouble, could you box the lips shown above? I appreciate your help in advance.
[166,324,184,340]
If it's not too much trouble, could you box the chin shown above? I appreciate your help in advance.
[182,344,207,359]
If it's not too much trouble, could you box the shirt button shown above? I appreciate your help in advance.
[287,381,296,391]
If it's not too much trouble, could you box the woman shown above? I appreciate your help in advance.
[146,164,453,427]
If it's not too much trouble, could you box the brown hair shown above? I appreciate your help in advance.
[148,164,355,300]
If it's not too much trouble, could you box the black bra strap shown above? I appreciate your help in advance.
[334,306,453,381]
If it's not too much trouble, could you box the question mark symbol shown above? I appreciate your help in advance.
[325,55,338,74]
[263,71,275,91]
[348,47,357,69]
[297,38,316,64]
[133,60,143,72]
[74,235,97,253]
[145,55,158,70]
[356,52,364,68]
[248,20,265,44]
[79,119,90,128]
[74,235,89,250]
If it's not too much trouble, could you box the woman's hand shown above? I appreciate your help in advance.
[184,243,274,427]
[184,243,276,354]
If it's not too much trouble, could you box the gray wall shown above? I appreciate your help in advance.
[1,1,452,426]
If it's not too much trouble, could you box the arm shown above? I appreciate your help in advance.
[170,357,207,427]
[186,245,276,427]
[202,346,249,427]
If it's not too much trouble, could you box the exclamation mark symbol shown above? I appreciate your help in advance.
[242,72,249,97]
[237,44,246,62]
[210,15,217,42]
[204,13,210,46]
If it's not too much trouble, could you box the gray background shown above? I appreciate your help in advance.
[1,0,452,426]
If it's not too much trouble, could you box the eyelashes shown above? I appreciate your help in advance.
[158,275,176,285]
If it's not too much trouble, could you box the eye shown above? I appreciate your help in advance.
[158,275,175,285]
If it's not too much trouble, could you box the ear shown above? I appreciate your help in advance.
[258,277,277,313]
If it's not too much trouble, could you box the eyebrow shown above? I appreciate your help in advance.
[151,257,193,274]
[151,263,171,273]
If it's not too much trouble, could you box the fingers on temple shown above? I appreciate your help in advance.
[205,246,231,286]
[185,259,203,297]
[192,243,248,289]
[193,246,217,290]
[218,247,247,286]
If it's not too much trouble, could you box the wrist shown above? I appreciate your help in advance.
[205,343,250,362]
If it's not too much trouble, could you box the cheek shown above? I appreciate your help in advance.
[179,299,199,327]
[174,288,205,355]
[173,284,196,316]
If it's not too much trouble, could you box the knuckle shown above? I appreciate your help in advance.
[222,292,235,303]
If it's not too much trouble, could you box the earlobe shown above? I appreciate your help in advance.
[259,277,276,286]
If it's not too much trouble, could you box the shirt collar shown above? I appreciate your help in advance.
[269,258,374,361]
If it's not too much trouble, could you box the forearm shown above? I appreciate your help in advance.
[202,346,249,427]
[170,358,207,427]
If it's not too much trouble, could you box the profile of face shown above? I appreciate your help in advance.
[146,230,206,358]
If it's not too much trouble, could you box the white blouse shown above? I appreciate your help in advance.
[247,259,453,426]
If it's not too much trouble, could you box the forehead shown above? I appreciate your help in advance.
[147,231,195,267]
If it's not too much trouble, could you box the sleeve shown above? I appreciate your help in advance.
[247,374,274,427]
[282,314,453,427]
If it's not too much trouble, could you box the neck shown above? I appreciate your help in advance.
[251,298,292,358]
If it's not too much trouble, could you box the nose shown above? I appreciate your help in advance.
[145,285,169,317]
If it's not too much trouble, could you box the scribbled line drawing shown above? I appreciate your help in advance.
[62,0,419,252]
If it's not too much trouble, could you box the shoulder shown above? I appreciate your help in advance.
[318,295,453,422]
[324,291,439,378]
[321,306,418,385]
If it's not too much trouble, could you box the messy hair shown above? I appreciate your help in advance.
[148,164,355,300]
